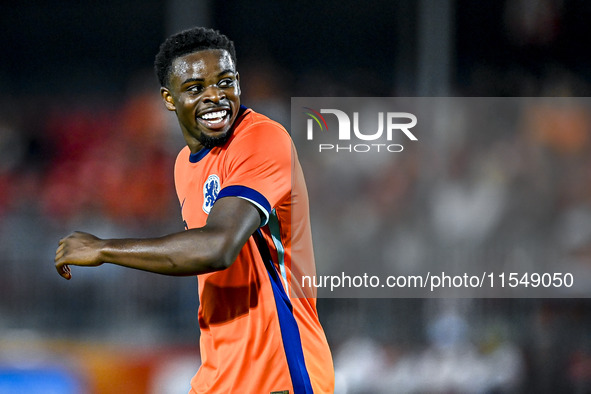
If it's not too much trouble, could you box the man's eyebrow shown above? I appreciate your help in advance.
[181,77,204,85]
[181,70,236,86]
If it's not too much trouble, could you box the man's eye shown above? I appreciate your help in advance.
[188,85,204,93]
[218,79,235,88]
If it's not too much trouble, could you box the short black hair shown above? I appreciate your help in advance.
[154,27,237,87]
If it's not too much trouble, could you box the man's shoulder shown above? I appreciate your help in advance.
[232,107,290,147]
[175,145,191,162]
[174,146,194,174]
[237,107,288,134]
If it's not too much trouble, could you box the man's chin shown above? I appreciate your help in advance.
[200,130,233,149]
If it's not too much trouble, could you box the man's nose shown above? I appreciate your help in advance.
[202,84,225,102]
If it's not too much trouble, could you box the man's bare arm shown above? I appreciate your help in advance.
[54,197,261,280]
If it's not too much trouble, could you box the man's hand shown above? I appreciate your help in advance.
[55,231,104,280]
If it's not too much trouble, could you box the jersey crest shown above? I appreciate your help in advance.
[203,174,221,214]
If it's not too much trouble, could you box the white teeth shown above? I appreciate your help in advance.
[201,110,227,120]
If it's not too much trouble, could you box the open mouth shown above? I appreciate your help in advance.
[197,109,230,130]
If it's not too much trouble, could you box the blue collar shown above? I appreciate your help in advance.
[189,148,211,163]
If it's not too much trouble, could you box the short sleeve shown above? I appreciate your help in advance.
[217,120,293,226]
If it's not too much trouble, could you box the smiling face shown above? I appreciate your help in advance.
[161,49,241,153]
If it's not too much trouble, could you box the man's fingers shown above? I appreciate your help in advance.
[55,261,72,280]
[55,231,100,279]
[55,247,63,261]
[55,240,71,280]
[61,266,72,280]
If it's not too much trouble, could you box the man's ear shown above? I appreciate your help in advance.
[160,87,176,111]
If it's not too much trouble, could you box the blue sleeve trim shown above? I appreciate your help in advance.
[217,185,271,226]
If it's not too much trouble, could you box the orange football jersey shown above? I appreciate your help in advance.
[174,106,334,393]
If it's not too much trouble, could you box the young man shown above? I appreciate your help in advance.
[54,27,335,393]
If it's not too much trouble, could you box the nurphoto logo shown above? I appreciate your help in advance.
[303,107,418,153]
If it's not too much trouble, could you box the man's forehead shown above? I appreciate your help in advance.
[171,49,236,78]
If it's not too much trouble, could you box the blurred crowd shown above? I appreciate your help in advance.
[302,93,591,392]
[0,84,178,228]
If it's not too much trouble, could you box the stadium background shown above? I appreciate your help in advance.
[2,0,591,392]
